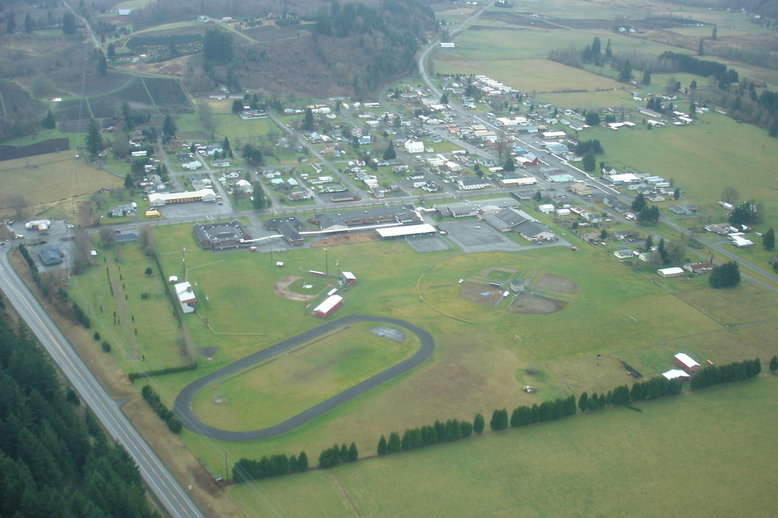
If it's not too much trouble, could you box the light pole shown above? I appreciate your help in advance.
[323,247,328,276]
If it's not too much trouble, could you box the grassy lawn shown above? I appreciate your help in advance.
[231,375,778,518]
[0,151,121,208]
[191,322,417,431]
[68,242,188,374]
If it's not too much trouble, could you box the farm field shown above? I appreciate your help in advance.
[589,113,778,212]
[230,375,778,518]
[114,219,778,475]
[0,151,121,209]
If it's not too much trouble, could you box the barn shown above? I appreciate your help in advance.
[312,295,344,318]
[674,353,701,372]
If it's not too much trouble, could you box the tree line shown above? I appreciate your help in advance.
[232,452,309,482]
[0,312,161,517]
[689,359,761,389]
[140,385,182,433]
[231,357,772,479]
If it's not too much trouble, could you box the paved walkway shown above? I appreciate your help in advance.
[173,314,434,441]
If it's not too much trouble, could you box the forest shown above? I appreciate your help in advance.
[0,297,161,518]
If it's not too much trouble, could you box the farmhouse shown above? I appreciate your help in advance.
[683,262,714,275]
[192,220,250,249]
[38,244,64,266]
[674,353,700,372]
[149,188,217,206]
[313,294,344,318]
[174,282,196,314]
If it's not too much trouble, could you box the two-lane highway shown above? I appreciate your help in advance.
[0,248,206,518]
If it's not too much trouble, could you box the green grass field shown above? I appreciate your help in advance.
[0,151,122,209]
[230,375,778,518]
[68,242,188,373]
[191,322,417,431]
[589,112,778,212]
[111,218,778,475]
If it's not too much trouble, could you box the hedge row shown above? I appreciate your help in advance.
[140,385,182,433]
[319,443,358,468]
[690,359,761,390]
[128,363,197,381]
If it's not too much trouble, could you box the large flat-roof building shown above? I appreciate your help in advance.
[193,220,250,250]
[311,206,419,231]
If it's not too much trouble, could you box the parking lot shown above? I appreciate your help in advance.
[438,221,525,253]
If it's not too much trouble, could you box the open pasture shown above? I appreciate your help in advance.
[190,321,417,431]
[0,151,121,208]
[231,375,778,518]
[590,113,778,206]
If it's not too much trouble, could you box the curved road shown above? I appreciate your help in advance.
[0,248,205,518]
[174,314,434,441]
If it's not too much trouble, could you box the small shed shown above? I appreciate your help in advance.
[662,369,690,381]
[674,353,701,372]
[341,271,357,285]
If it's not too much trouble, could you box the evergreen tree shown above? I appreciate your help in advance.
[762,228,775,250]
[709,261,741,288]
[85,119,103,157]
[252,182,267,209]
[460,420,473,438]
[617,60,632,82]
[298,451,308,471]
[642,70,651,85]
[383,141,396,160]
[387,432,401,453]
[347,442,358,462]
[473,413,484,434]
[500,156,514,172]
[302,108,315,131]
[62,13,76,34]
[162,115,176,143]
[41,109,56,129]
[644,235,654,252]
[222,137,232,157]
[769,356,778,372]
[578,392,588,412]
[490,409,508,431]
[631,193,646,213]
[582,149,595,172]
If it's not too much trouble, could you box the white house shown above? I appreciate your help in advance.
[457,177,490,190]
[404,140,424,154]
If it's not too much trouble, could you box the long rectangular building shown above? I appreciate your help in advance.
[375,224,437,239]
[149,188,217,206]
[313,295,344,318]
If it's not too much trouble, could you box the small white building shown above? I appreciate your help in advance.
[662,369,690,381]
[174,282,196,314]
[538,204,555,214]
[674,353,701,372]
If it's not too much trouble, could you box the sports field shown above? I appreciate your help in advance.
[190,322,417,431]
[230,375,778,518]
[120,219,778,475]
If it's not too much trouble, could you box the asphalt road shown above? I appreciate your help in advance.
[174,314,434,441]
[0,248,206,518]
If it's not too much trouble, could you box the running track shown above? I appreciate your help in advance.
[173,315,434,441]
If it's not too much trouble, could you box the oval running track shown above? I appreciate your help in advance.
[173,314,434,441]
